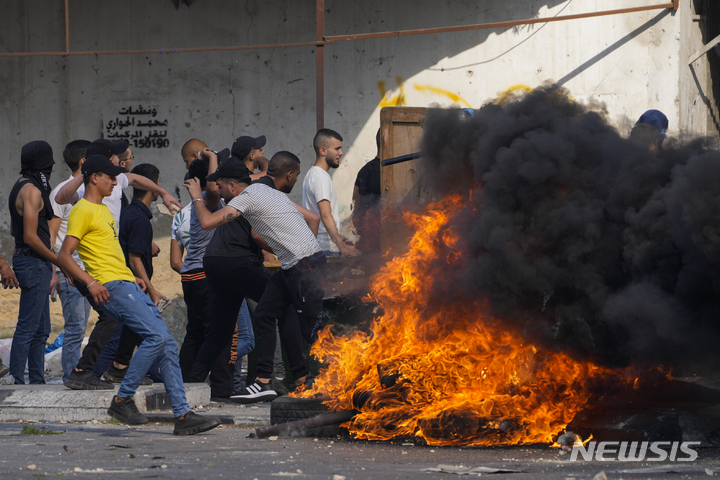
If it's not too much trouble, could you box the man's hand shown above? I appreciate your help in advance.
[183,177,203,200]
[151,242,160,257]
[340,245,361,257]
[148,288,169,306]
[49,271,60,301]
[0,263,19,289]
[88,281,110,306]
[135,277,147,292]
[161,192,182,212]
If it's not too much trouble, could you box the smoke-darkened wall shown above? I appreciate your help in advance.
[418,84,720,371]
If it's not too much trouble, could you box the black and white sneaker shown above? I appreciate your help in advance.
[230,380,278,404]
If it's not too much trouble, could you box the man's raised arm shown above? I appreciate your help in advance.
[54,175,83,205]
[183,177,242,230]
[126,173,181,211]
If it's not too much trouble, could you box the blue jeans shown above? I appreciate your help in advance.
[10,255,52,384]
[233,299,254,391]
[57,271,91,382]
[100,281,190,417]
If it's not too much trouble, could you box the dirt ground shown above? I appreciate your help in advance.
[0,234,183,341]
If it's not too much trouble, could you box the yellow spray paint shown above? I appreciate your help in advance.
[412,85,472,108]
[496,84,533,105]
[378,76,407,107]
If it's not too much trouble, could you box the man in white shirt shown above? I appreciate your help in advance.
[302,129,359,256]
[48,140,93,383]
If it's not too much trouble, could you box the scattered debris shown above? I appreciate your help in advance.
[333,475,346,480]
[592,472,607,480]
[422,465,520,475]
[27,465,37,470]
[63,445,71,453]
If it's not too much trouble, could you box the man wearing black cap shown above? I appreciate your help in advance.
[57,155,220,435]
[231,135,266,181]
[8,141,60,384]
[186,151,324,404]
[55,138,180,390]
[186,157,269,398]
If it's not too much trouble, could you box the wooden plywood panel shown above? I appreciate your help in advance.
[379,107,429,255]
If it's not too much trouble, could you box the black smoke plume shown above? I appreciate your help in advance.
[417,84,720,371]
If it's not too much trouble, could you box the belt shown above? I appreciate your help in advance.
[296,251,326,269]
[14,247,42,259]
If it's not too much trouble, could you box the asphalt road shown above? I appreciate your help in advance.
[1,422,720,479]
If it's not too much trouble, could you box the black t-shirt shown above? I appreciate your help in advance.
[204,215,263,265]
[119,198,154,279]
[354,157,381,209]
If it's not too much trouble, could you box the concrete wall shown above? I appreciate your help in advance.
[0,0,704,259]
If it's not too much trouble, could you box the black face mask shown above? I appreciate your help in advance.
[20,140,55,219]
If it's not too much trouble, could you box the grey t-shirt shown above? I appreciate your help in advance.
[180,196,224,273]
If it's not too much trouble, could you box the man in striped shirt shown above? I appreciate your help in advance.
[185,151,323,403]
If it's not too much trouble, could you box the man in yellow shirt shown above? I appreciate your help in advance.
[58,155,220,436]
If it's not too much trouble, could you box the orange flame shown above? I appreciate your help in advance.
[298,194,634,446]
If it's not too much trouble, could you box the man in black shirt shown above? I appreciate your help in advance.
[9,141,59,384]
[352,129,383,253]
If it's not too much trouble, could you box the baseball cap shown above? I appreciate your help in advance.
[86,139,129,159]
[81,154,126,177]
[231,135,266,160]
[206,158,251,182]
[636,110,668,136]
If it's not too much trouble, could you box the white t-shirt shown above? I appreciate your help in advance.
[302,166,340,253]
[171,202,192,250]
[49,175,84,270]
[76,173,129,225]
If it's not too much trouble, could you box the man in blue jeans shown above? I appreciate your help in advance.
[57,154,220,435]
[49,140,93,383]
[9,141,59,385]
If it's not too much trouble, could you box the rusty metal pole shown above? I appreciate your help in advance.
[316,0,325,131]
[64,0,70,52]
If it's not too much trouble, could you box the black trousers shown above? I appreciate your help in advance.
[179,270,234,397]
[254,253,326,378]
[189,256,310,384]
[75,301,119,372]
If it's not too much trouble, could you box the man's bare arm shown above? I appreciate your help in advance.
[128,252,167,305]
[291,201,321,238]
[54,175,83,205]
[126,173,182,211]
[202,149,221,211]
[20,186,59,264]
[251,229,273,254]
[184,178,242,230]
[0,254,19,289]
[58,235,109,306]
[170,239,184,274]
[317,199,358,256]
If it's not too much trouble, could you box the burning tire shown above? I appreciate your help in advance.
[270,396,345,437]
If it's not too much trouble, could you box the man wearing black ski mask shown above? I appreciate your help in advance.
[8,141,60,384]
